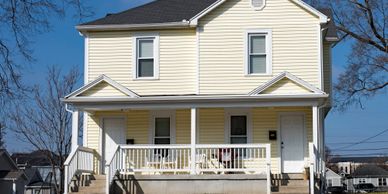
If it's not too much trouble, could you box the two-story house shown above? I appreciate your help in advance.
[63,0,338,193]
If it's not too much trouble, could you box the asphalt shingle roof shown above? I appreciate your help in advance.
[352,165,388,177]
[81,0,218,26]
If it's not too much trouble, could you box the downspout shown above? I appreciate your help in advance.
[65,104,79,152]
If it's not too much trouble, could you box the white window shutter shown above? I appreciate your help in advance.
[251,0,265,9]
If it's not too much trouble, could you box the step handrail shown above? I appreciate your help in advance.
[64,145,97,194]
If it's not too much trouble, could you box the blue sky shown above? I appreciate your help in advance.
[6,1,388,155]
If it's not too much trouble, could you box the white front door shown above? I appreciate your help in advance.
[280,114,305,173]
[103,118,126,163]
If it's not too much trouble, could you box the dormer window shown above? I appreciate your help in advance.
[251,0,265,10]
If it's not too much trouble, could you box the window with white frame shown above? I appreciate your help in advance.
[133,34,159,79]
[246,30,272,75]
[154,118,171,145]
[230,116,248,144]
[379,178,387,186]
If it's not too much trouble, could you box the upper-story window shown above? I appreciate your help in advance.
[245,29,272,75]
[133,33,159,80]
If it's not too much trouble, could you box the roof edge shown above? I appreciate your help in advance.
[249,71,326,95]
[76,21,191,32]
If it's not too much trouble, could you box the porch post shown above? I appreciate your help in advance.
[190,108,197,175]
[71,110,79,152]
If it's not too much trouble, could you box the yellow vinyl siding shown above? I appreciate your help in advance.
[198,108,226,144]
[87,29,197,96]
[198,0,320,94]
[85,107,312,174]
[176,109,191,144]
[79,81,127,97]
[262,78,313,94]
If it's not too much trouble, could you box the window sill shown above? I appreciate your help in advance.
[244,73,272,77]
[133,77,160,81]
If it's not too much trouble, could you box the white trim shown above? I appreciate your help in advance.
[77,21,190,31]
[250,0,266,11]
[65,74,139,98]
[189,0,328,26]
[189,0,227,26]
[319,24,324,90]
[196,27,201,94]
[84,34,89,84]
[132,32,160,80]
[278,112,307,173]
[244,29,273,76]
[149,110,176,144]
[224,108,253,144]
[290,0,328,24]
[71,110,79,152]
[190,108,197,174]
[249,71,325,95]
[83,112,88,146]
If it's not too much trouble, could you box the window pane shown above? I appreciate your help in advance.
[231,116,247,135]
[250,35,266,54]
[250,55,266,74]
[139,39,154,58]
[231,137,247,144]
[155,118,170,137]
[138,59,154,77]
[154,138,170,145]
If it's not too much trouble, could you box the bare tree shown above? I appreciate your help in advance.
[9,66,80,194]
[0,121,5,149]
[303,0,387,110]
[0,0,92,104]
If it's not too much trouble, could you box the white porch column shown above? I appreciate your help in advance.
[71,110,79,152]
[12,180,16,194]
[190,108,197,175]
[312,106,318,152]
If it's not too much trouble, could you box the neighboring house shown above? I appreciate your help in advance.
[0,149,28,194]
[326,168,342,187]
[12,150,61,184]
[329,157,388,175]
[347,165,388,192]
[62,0,338,194]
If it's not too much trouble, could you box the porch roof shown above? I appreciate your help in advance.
[63,93,328,110]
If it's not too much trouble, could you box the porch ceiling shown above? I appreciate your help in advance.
[62,93,328,111]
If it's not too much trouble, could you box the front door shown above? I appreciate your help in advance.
[280,114,305,173]
[103,118,126,163]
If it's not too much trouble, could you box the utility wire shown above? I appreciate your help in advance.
[332,128,388,151]
[332,147,388,152]
[328,153,388,157]
[327,140,388,145]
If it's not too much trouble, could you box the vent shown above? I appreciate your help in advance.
[251,0,265,9]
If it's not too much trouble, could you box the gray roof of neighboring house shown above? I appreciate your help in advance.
[330,157,388,164]
[0,170,27,180]
[81,0,218,26]
[11,150,61,167]
[352,165,388,178]
[79,0,338,40]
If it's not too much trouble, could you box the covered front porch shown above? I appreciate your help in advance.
[63,73,327,194]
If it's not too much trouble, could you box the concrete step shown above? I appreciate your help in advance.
[70,175,106,194]
[275,179,309,187]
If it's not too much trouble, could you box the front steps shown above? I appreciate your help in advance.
[272,174,309,194]
[70,175,106,194]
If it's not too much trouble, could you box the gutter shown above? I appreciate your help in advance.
[63,94,329,103]
[76,21,191,32]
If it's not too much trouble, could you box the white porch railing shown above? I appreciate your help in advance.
[105,145,120,194]
[120,144,192,174]
[64,146,97,194]
[195,144,270,174]
[105,144,272,194]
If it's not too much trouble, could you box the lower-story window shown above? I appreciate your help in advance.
[230,116,248,144]
[379,178,387,186]
[154,117,171,144]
